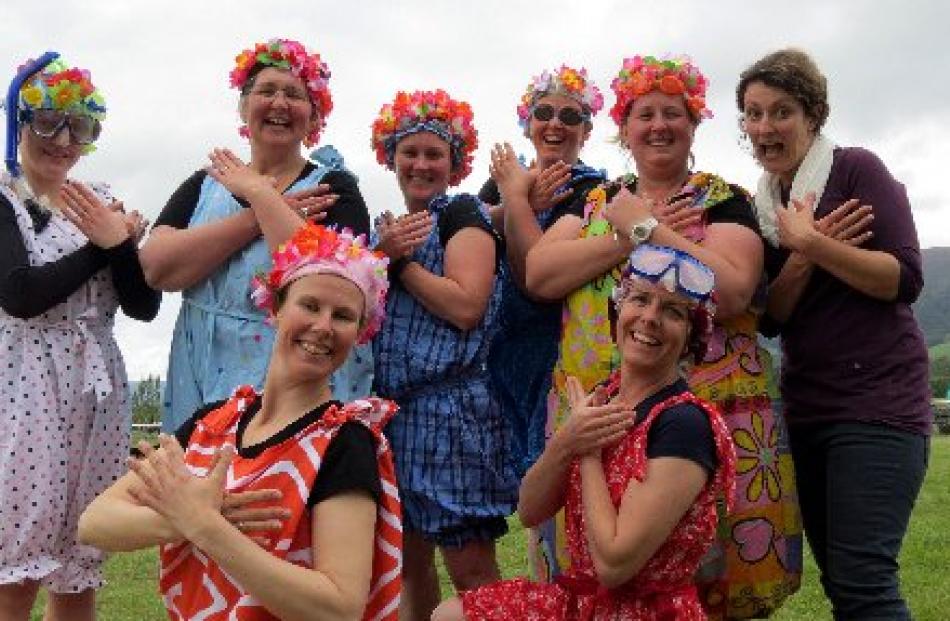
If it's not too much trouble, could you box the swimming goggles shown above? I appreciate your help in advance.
[615,244,715,304]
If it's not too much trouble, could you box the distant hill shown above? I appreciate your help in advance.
[915,247,950,347]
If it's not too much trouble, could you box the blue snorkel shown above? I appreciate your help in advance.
[4,51,60,177]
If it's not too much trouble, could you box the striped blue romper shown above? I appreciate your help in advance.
[373,193,518,548]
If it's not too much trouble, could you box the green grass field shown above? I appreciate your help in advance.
[930,342,950,360]
[32,436,950,620]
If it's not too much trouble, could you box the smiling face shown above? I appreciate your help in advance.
[272,273,364,384]
[239,67,318,148]
[616,278,693,377]
[527,93,590,167]
[621,91,696,177]
[741,81,817,186]
[19,120,83,188]
[394,131,453,211]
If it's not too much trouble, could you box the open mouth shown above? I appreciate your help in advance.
[757,142,785,160]
[263,116,291,128]
[542,133,565,146]
[298,340,331,358]
[630,330,661,347]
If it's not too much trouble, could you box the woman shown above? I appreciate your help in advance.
[738,48,931,620]
[370,89,517,619]
[140,38,372,433]
[526,54,801,618]
[80,222,401,621]
[481,65,607,481]
[0,53,160,620]
[433,244,737,620]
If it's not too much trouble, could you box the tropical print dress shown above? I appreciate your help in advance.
[532,172,802,619]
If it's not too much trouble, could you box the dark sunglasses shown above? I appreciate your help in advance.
[19,108,101,145]
[531,104,587,127]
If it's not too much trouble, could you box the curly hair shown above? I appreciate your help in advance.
[736,48,829,130]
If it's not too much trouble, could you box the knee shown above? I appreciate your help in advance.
[431,597,465,621]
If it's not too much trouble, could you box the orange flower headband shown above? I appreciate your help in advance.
[370,89,477,186]
[609,54,712,126]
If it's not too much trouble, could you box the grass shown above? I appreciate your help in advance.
[32,436,950,620]
[930,342,950,360]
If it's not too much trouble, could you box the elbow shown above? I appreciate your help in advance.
[591,551,638,590]
[516,501,545,529]
[713,286,755,321]
[447,301,487,331]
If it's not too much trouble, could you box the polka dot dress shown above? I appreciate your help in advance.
[0,182,129,593]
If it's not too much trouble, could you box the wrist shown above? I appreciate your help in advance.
[180,509,225,547]
[388,256,411,282]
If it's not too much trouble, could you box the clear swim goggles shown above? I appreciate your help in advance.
[612,244,715,305]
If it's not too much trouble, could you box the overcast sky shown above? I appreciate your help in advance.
[4,0,948,379]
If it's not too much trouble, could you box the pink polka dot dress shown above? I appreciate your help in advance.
[0,182,130,593]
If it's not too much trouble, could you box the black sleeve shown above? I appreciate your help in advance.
[548,177,600,225]
[174,399,228,448]
[308,422,382,507]
[104,239,161,321]
[437,195,496,246]
[321,170,370,237]
[0,196,110,319]
[153,170,207,229]
[646,402,717,475]
[705,187,760,233]
[477,178,501,206]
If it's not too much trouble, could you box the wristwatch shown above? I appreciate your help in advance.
[628,216,659,245]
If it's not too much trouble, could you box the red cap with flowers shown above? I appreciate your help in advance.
[370,89,477,186]
[229,38,332,147]
[609,55,712,126]
[250,224,389,345]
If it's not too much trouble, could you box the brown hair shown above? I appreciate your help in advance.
[736,48,829,130]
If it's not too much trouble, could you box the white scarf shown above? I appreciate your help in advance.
[754,133,835,246]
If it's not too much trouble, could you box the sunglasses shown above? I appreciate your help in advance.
[616,244,715,304]
[531,104,587,127]
[19,108,101,145]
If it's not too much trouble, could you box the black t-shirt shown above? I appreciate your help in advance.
[175,398,382,508]
[632,378,718,474]
[436,194,503,261]
[0,193,160,321]
[154,165,370,237]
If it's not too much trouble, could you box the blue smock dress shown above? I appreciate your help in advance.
[162,148,373,431]
[373,193,518,548]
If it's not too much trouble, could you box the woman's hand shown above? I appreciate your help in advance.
[776,192,819,252]
[284,183,337,222]
[817,198,874,247]
[653,194,703,236]
[60,181,131,248]
[206,148,273,200]
[128,434,231,542]
[222,489,290,546]
[490,143,536,205]
[603,186,653,238]
[557,376,633,457]
[374,210,432,260]
[528,160,572,213]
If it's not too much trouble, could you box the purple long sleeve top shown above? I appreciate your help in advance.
[764,147,932,435]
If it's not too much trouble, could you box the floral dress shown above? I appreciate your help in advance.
[533,173,802,619]
[462,385,737,620]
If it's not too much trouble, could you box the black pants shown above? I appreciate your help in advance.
[789,422,929,621]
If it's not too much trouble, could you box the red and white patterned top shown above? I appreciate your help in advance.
[159,386,402,621]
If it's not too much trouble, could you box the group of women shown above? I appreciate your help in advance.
[0,36,931,621]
